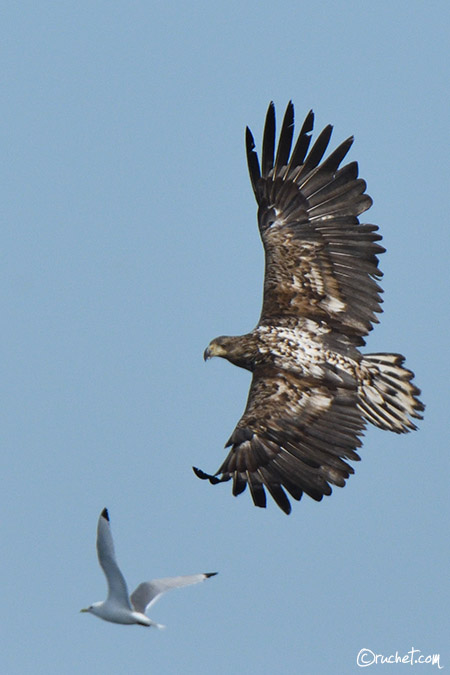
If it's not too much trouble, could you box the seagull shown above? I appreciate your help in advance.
[80,508,217,627]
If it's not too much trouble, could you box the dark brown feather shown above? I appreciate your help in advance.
[246,127,260,199]
[247,102,384,344]
[196,367,366,513]
[273,101,294,179]
[286,109,314,175]
[261,102,276,177]
[247,102,385,338]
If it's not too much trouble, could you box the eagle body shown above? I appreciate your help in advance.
[205,322,361,383]
[195,102,424,514]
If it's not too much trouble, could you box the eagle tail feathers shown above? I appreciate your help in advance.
[358,353,424,433]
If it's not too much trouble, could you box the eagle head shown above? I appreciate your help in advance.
[204,335,256,370]
[203,336,230,361]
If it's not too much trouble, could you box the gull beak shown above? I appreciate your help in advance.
[80,608,89,613]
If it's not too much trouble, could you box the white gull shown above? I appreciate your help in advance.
[81,508,217,627]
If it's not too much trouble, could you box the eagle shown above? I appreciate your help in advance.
[194,102,424,514]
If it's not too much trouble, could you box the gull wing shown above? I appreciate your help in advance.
[96,508,132,609]
[130,573,217,614]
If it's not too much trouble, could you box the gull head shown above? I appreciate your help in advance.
[80,602,103,616]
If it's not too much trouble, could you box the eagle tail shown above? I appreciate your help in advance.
[358,353,424,433]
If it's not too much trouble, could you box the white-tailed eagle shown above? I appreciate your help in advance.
[194,102,423,514]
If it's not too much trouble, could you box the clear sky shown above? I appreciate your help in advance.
[1,1,448,673]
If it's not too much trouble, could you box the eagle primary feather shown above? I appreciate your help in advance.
[195,102,424,514]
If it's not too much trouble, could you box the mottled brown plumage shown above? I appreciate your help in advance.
[194,102,423,514]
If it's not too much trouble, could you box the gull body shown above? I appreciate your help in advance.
[84,601,155,627]
[81,508,217,628]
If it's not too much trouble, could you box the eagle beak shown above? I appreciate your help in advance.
[203,346,212,361]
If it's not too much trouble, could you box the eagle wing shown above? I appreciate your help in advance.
[247,102,385,341]
[194,366,366,514]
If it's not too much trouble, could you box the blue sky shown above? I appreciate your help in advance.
[1,1,448,673]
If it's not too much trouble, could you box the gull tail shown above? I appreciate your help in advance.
[358,353,424,432]
[146,619,166,629]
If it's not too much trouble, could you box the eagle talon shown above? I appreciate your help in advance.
[192,467,224,485]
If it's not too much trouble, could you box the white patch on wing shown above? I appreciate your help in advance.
[273,379,332,418]
[307,390,332,412]
[269,212,286,228]
[256,323,358,380]
[320,295,346,312]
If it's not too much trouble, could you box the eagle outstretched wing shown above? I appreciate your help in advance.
[194,366,365,514]
[195,103,423,513]
[247,102,385,341]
